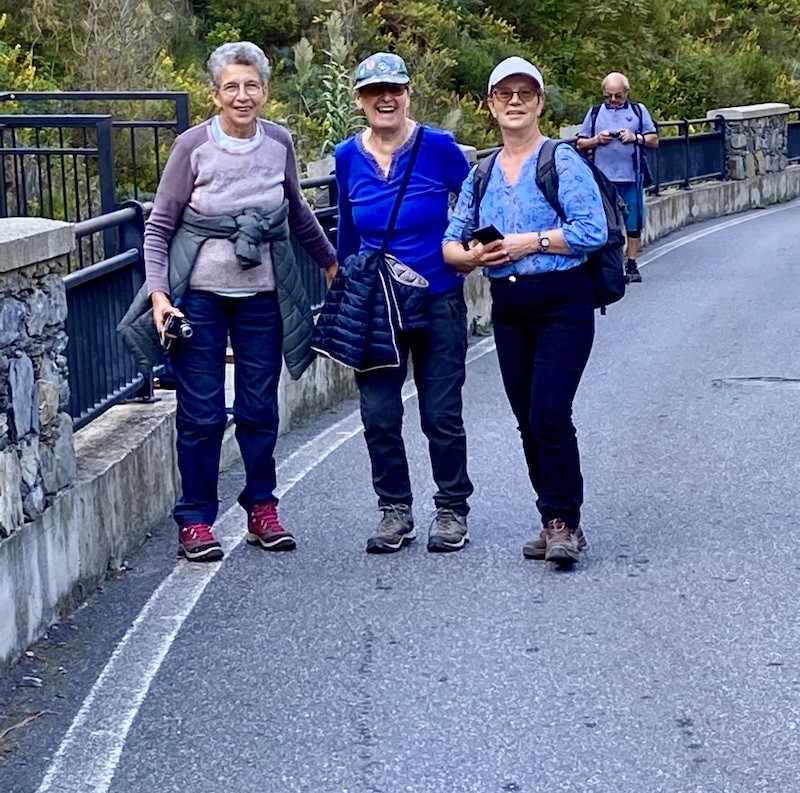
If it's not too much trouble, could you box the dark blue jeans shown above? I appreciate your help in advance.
[355,287,473,515]
[490,265,595,529]
[169,289,282,527]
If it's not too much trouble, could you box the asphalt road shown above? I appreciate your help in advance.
[2,202,800,793]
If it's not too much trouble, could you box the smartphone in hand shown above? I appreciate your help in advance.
[471,224,505,245]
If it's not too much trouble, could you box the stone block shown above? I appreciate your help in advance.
[0,447,23,536]
[38,357,61,426]
[0,299,25,348]
[0,218,74,275]
[9,354,36,439]
[42,273,68,326]
[18,437,39,486]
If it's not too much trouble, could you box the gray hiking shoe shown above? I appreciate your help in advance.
[543,518,585,567]
[366,504,415,554]
[427,508,469,553]
[524,525,586,560]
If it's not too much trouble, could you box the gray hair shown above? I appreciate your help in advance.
[207,42,271,87]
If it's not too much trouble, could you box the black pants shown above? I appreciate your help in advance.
[355,287,473,515]
[490,266,595,529]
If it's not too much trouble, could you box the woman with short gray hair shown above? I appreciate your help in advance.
[142,41,338,562]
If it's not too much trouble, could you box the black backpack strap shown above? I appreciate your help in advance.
[535,139,565,222]
[589,104,602,137]
[631,101,644,134]
[461,150,499,248]
[379,125,424,255]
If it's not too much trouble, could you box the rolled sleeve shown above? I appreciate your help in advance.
[555,147,608,253]
[442,164,477,244]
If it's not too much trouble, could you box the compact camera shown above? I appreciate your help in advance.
[609,130,622,139]
[161,314,193,349]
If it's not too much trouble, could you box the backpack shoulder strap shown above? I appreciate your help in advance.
[631,101,644,133]
[471,150,499,226]
[535,139,566,222]
[589,104,602,137]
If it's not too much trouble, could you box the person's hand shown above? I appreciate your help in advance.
[475,239,510,268]
[596,130,613,146]
[619,129,637,144]
[150,291,183,334]
[325,261,339,288]
[498,233,539,263]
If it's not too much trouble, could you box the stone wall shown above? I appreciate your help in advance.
[0,219,75,538]
[708,102,790,180]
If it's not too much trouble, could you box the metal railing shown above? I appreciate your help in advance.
[0,92,190,226]
[787,108,800,164]
[646,116,726,193]
[65,202,151,430]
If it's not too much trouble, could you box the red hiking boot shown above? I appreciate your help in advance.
[246,502,296,551]
[178,523,224,562]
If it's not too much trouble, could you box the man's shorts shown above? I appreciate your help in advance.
[615,181,645,234]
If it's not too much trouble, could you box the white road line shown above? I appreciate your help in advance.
[36,337,497,793]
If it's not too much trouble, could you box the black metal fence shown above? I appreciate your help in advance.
[645,116,726,193]
[0,92,190,262]
[65,203,151,430]
[788,108,800,164]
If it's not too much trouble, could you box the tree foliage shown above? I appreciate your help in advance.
[1,0,798,166]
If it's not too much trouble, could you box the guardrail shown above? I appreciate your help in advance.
[65,202,152,430]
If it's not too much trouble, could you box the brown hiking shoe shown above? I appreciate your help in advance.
[543,519,585,567]
[524,525,586,560]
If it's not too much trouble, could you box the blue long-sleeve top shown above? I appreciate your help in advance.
[335,125,470,294]
[443,139,608,279]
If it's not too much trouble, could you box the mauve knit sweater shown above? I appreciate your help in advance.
[144,118,336,297]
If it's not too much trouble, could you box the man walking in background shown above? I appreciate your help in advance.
[576,72,659,283]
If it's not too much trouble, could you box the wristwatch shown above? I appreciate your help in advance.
[635,133,644,145]
[538,234,551,252]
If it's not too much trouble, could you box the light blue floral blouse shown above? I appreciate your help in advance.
[443,140,608,278]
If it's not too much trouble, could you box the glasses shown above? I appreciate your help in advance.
[603,91,628,102]
[359,83,407,98]
[491,88,538,103]
[218,81,265,98]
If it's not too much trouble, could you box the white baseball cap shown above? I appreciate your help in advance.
[487,56,545,94]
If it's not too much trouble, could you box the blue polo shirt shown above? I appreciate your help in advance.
[578,102,656,183]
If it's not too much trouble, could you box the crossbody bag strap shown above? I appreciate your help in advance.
[379,125,425,256]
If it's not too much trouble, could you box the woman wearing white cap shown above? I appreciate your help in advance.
[443,56,607,568]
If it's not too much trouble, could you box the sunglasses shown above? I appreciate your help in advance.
[358,83,408,98]
[491,88,539,104]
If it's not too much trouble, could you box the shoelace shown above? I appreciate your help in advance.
[545,518,570,539]
[251,503,284,533]
[434,508,462,531]
[181,523,216,543]
[378,505,409,533]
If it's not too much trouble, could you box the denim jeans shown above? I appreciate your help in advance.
[490,265,595,529]
[169,289,282,527]
[355,287,473,515]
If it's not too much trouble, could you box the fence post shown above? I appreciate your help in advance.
[681,119,691,189]
[96,117,117,255]
[174,94,191,133]
[116,199,155,402]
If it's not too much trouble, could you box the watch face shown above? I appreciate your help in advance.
[539,235,550,250]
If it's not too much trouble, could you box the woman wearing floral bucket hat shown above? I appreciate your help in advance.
[322,52,474,554]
